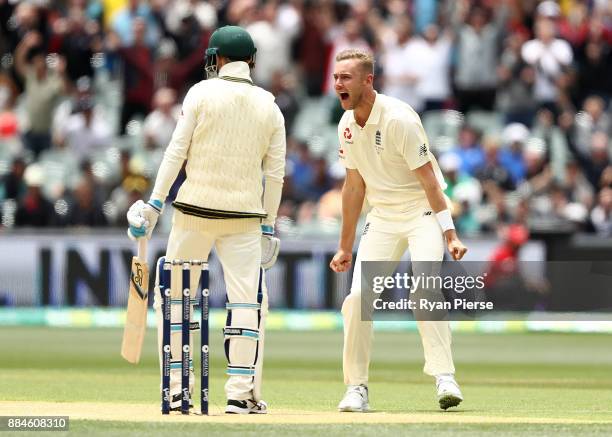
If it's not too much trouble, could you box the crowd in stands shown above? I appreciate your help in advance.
[0,0,610,237]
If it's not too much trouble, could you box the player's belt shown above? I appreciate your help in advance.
[173,201,266,219]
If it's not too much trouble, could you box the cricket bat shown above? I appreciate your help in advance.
[121,238,149,364]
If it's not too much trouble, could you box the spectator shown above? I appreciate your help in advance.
[165,0,217,35]
[558,1,589,49]
[296,0,332,96]
[0,100,21,155]
[499,122,530,185]
[246,1,301,89]
[317,162,345,221]
[521,18,573,114]
[153,35,208,97]
[52,76,105,140]
[562,160,594,208]
[450,125,485,176]
[439,152,482,234]
[112,0,161,49]
[568,131,611,189]
[3,2,48,56]
[440,152,463,198]
[574,40,612,104]
[309,157,333,199]
[269,72,299,134]
[416,24,452,111]
[475,135,514,191]
[14,32,67,157]
[80,159,108,205]
[380,15,423,111]
[453,2,508,112]
[51,6,99,84]
[518,142,555,220]
[590,187,612,236]
[496,32,536,126]
[143,87,180,150]
[0,157,26,201]
[573,96,611,156]
[531,108,569,183]
[1,0,612,235]
[112,19,154,134]
[66,178,107,226]
[56,96,112,162]
[286,141,315,202]
[15,163,56,227]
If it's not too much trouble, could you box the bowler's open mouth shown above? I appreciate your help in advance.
[340,92,349,101]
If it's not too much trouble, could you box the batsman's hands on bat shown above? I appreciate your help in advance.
[261,225,280,269]
[127,199,163,240]
[445,230,468,261]
[330,249,352,273]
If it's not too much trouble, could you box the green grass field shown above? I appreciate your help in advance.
[1,327,612,436]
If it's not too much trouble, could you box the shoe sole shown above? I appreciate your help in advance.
[338,405,369,412]
[225,406,267,415]
[438,394,462,410]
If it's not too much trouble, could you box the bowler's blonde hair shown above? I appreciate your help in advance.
[336,49,375,75]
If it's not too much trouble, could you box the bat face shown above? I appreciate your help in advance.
[121,255,150,364]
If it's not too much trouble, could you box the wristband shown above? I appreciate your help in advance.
[148,199,163,214]
[435,209,455,232]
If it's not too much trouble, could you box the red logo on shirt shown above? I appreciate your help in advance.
[343,128,352,140]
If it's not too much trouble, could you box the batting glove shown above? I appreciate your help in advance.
[127,199,163,240]
[261,225,280,269]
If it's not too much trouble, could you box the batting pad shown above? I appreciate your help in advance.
[224,303,261,377]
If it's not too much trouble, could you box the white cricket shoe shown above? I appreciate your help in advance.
[337,385,369,412]
[436,374,463,410]
[225,399,268,414]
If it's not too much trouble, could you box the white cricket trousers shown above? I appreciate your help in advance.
[153,210,268,401]
[342,201,455,386]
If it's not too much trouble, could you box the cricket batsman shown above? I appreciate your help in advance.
[329,49,468,411]
[126,26,286,414]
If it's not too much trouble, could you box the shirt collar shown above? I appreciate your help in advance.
[349,91,382,126]
[218,61,253,84]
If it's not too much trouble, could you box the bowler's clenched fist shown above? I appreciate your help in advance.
[447,237,468,261]
[330,249,352,273]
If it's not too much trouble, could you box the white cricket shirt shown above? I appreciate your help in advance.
[338,92,446,219]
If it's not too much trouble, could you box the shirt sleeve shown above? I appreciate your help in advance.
[394,117,432,170]
[338,122,357,169]
[150,86,198,202]
[261,103,286,227]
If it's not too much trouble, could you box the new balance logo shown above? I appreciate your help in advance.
[362,223,370,236]
[423,211,432,216]
[419,144,428,157]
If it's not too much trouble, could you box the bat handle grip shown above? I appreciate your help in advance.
[137,238,147,262]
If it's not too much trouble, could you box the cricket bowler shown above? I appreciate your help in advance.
[329,49,468,411]
[127,26,286,414]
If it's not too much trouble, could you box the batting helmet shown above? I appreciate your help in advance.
[204,26,257,78]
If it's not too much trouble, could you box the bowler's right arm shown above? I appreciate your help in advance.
[330,168,366,273]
